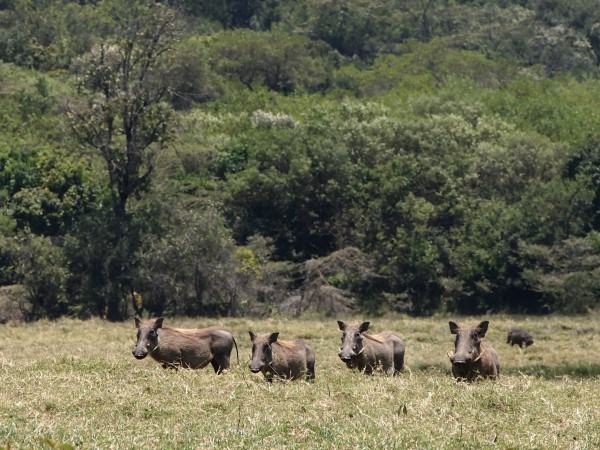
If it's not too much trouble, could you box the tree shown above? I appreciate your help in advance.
[309,1,380,59]
[0,231,68,320]
[0,0,109,70]
[520,235,600,313]
[206,29,334,94]
[69,1,180,320]
[398,0,439,42]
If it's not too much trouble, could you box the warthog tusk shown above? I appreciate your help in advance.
[447,352,453,360]
[472,347,487,362]
[356,347,364,355]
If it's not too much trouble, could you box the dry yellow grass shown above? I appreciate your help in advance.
[1,314,600,449]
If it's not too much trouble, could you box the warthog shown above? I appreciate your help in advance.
[507,328,534,348]
[337,321,405,375]
[248,331,316,382]
[448,320,500,381]
[133,317,238,374]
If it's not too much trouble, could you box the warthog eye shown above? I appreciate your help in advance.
[263,344,270,351]
[150,330,156,338]
[354,332,360,338]
[471,332,478,339]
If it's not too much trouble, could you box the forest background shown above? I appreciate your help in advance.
[1,0,600,322]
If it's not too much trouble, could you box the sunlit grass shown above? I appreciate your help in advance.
[1,314,600,448]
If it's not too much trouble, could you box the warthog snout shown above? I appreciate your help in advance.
[449,350,475,365]
[248,361,263,373]
[338,351,353,362]
[338,352,352,362]
[132,348,148,360]
[338,346,362,361]
[448,353,460,364]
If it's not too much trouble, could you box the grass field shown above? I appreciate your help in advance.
[1,314,600,449]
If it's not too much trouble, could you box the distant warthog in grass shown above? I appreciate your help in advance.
[448,320,500,382]
[507,328,534,348]
[133,317,238,374]
[248,331,315,382]
[337,321,405,375]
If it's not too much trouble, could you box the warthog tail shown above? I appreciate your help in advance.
[232,336,239,364]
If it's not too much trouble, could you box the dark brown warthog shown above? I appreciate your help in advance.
[133,317,238,373]
[507,328,534,348]
[448,320,500,382]
[337,321,405,375]
[248,331,315,382]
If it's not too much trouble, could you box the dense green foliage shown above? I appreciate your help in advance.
[1,0,600,320]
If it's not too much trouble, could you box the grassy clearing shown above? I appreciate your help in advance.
[1,314,600,449]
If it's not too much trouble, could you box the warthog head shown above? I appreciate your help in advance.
[133,317,163,360]
[248,331,279,373]
[337,321,369,363]
[448,320,488,366]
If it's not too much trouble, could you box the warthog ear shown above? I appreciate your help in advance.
[268,332,279,344]
[359,322,370,333]
[337,320,346,331]
[476,321,489,337]
[449,321,460,334]
[153,317,164,329]
[134,317,142,328]
[248,331,256,341]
